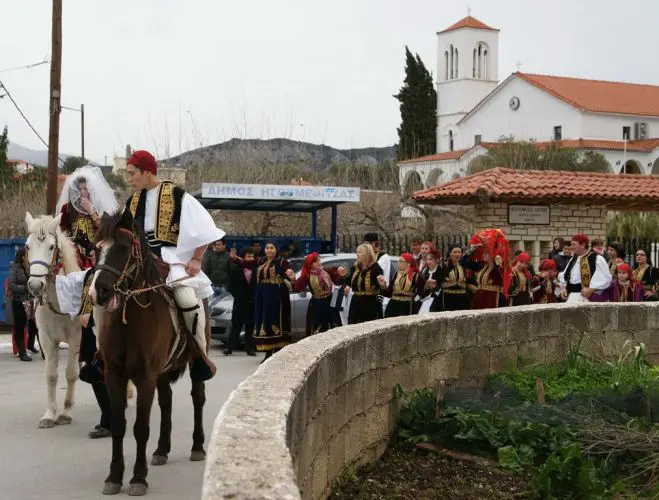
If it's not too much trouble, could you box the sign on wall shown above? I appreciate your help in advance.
[201,183,361,203]
[508,204,550,225]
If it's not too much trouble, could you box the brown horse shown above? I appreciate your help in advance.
[91,210,208,496]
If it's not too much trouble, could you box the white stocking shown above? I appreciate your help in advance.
[173,286,207,355]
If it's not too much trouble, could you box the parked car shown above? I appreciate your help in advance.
[209,253,398,344]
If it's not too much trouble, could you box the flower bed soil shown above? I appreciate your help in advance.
[330,443,530,500]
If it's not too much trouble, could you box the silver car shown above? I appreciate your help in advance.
[209,253,399,345]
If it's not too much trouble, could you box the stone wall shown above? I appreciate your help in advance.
[202,303,659,500]
[475,202,608,266]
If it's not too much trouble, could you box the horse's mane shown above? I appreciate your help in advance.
[31,215,80,274]
[98,212,159,284]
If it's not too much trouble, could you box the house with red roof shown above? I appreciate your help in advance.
[399,16,659,192]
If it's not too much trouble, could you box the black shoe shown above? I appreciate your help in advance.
[19,353,32,362]
[260,351,272,364]
[89,427,111,439]
[28,347,39,354]
[223,349,232,356]
[246,351,256,357]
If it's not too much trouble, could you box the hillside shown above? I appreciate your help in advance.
[164,138,397,170]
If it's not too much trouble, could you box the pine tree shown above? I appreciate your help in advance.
[394,47,437,161]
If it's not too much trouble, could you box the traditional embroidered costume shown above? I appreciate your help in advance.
[602,264,644,302]
[382,254,425,318]
[56,166,119,269]
[559,234,612,304]
[346,262,384,324]
[439,258,470,311]
[291,253,343,336]
[506,252,533,306]
[253,256,292,351]
[632,263,659,301]
[461,229,510,309]
[532,259,559,304]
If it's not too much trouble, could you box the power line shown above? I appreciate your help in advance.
[0,57,50,74]
[0,78,64,163]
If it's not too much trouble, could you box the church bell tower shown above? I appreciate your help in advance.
[436,16,500,153]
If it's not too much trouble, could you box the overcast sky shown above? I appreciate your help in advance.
[2,0,657,164]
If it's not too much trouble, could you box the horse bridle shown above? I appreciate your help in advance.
[25,237,66,316]
[96,227,144,296]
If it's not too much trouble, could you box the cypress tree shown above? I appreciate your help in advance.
[394,47,437,161]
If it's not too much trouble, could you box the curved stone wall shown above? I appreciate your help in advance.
[202,303,659,500]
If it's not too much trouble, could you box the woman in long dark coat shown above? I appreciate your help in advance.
[345,244,385,324]
[381,253,425,317]
[439,244,471,311]
[420,251,443,313]
[632,248,659,301]
[287,253,346,335]
[253,242,292,362]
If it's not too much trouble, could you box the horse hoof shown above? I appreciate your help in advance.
[128,483,148,496]
[39,418,55,429]
[190,450,206,462]
[151,455,167,466]
[55,414,72,425]
[102,482,122,495]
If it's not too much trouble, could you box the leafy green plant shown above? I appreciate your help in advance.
[394,385,440,444]
[607,342,652,390]
[533,443,623,500]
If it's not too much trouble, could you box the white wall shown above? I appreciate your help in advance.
[456,77,583,150]
[581,113,659,141]
[436,26,499,153]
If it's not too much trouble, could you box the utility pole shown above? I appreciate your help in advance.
[46,0,62,215]
[80,103,85,162]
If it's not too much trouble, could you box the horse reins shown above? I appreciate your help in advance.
[26,244,68,317]
[97,227,192,324]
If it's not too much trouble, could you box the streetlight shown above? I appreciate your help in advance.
[61,103,85,162]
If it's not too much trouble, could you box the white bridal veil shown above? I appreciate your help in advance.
[56,165,119,216]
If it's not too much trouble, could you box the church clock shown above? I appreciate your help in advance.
[509,96,520,110]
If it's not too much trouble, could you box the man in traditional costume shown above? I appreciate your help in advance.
[123,150,224,379]
[558,234,612,304]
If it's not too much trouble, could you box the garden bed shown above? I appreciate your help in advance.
[330,338,659,499]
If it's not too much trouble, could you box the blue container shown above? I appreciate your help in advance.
[0,239,26,324]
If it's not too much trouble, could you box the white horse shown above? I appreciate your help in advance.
[24,212,82,428]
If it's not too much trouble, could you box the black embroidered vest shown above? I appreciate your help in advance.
[125,181,184,254]
[564,252,597,288]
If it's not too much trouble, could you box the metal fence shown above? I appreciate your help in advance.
[335,233,470,257]
[615,238,659,267]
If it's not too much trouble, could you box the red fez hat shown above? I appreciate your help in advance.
[127,150,158,175]
[539,259,557,271]
[572,234,589,246]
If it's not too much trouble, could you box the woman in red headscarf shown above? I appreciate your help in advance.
[286,253,346,336]
[532,259,559,304]
[461,229,510,309]
[506,252,533,306]
[378,253,425,317]
[601,263,644,302]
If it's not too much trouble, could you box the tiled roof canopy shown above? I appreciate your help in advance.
[439,16,498,33]
[413,167,659,210]
[517,73,659,117]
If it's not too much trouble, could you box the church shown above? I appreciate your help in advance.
[398,16,659,192]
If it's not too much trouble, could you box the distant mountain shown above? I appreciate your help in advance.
[164,138,397,170]
[7,142,99,167]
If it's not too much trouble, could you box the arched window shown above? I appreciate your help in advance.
[444,51,449,80]
[449,45,454,79]
[448,130,454,152]
[454,49,458,78]
[472,48,476,77]
[483,50,488,79]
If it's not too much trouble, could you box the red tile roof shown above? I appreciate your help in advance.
[413,167,659,209]
[439,16,498,34]
[516,73,659,117]
[398,149,470,165]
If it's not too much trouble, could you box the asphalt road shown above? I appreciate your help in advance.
[0,336,259,500]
